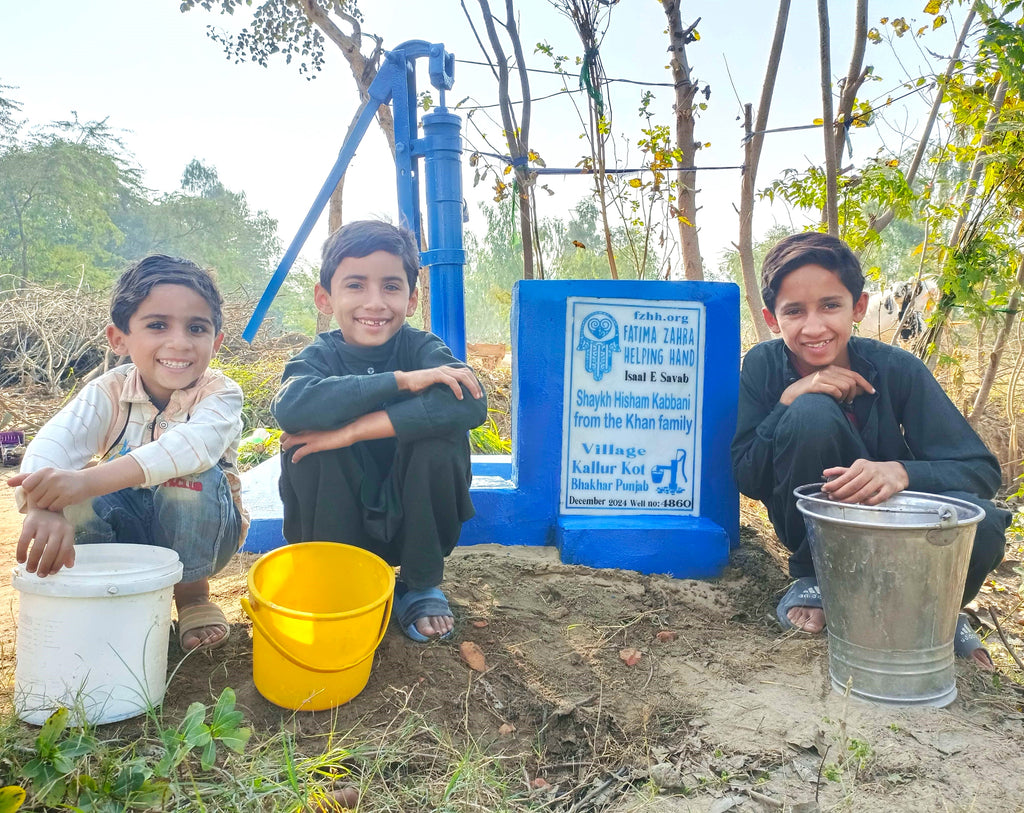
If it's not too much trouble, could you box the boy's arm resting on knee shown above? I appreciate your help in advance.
[282,411,395,463]
[386,367,488,440]
[780,367,873,405]
[9,456,145,512]
[395,366,484,400]
[271,347,401,433]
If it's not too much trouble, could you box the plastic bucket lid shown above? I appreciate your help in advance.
[12,543,183,598]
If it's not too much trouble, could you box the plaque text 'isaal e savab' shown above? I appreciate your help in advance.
[560,298,705,515]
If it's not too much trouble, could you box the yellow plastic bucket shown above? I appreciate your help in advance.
[241,542,394,711]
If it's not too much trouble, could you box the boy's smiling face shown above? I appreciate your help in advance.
[106,283,224,409]
[315,250,418,347]
[763,263,869,377]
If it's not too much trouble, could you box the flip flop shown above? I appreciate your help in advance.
[954,612,993,667]
[177,601,230,652]
[394,584,454,643]
[776,576,824,631]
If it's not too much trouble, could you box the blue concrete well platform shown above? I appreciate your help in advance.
[242,278,739,581]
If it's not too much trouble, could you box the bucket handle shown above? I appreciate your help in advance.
[926,505,960,546]
[240,592,393,675]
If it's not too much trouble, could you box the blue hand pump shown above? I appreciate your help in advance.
[242,41,467,360]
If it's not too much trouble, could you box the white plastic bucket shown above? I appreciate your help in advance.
[13,544,183,725]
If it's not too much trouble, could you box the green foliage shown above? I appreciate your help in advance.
[180,0,364,78]
[0,116,146,289]
[119,160,281,297]
[470,414,512,455]
[15,691,252,810]
[22,709,98,806]
[155,689,251,777]
[73,758,168,813]
[0,785,25,813]
[0,103,280,299]
[237,426,283,471]
[210,354,286,433]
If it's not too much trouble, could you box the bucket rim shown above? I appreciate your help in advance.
[12,543,183,597]
[247,541,395,621]
[794,484,985,529]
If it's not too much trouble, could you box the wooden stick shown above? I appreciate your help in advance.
[987,605,1024,672]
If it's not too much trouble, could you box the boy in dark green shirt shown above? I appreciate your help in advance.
[731,232,1008,667]
[272,221,487,641]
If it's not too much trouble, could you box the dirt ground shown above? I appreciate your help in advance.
[3,466,1024,812]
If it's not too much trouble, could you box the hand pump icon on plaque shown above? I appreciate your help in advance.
[651,449,687,494]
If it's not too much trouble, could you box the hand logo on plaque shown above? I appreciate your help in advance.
[577,311,620,382]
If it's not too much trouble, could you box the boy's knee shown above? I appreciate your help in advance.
[941,492,1007,571]
[970,501,1007,569]
[776,393,847,444]
[403,435,467,471]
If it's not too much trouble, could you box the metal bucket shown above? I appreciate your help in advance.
[795,485,985,707]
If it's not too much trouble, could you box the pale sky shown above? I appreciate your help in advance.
[3,0,960,279]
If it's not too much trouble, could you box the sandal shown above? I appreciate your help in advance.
[394,584,454,643]
[776,576,824,631]
[954,612,993,668]
[177,601,230,652]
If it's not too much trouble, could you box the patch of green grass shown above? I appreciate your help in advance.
[210,356,286,434]
[0,686,558,812]
[470,413,512,455]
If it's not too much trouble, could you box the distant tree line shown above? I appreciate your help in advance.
[0,85,297,329]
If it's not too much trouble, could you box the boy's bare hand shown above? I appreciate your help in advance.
[820,459,909,505]
[395,366,483,400]
[8,467,90,512]
[281,428,351,464]
[18,508,76,577]
[780,366,874,406]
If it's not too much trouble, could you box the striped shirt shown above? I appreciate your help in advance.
[17,364,249,549]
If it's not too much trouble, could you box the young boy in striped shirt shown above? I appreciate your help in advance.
[10,255,248,652]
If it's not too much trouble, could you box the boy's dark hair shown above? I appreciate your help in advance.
[760,232,864,314]
[111,255,224,333]
[320,220,420,291]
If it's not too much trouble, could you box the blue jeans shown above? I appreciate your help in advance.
[66,465,240,582]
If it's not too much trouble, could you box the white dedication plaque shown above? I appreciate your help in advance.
[560,297,705,515]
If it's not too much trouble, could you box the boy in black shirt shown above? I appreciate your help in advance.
[272,221,487,641]
[731,232,1008,667]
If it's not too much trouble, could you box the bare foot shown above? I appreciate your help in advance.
[414,613,454,639]
[787,606,826,633]
[969,647,995,672]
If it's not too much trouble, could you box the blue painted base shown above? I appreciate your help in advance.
[556,515,729,579]
[244,518,287,554]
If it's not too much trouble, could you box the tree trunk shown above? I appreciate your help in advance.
[970,255,1024,424]
[738,0,791,342]
[296,0,396,157]
[587,57,618,279]
[15,202,29,288]
[830,0,868,173]
[817,0,838,236]
[474,0,537,279]
[661,0,703,280]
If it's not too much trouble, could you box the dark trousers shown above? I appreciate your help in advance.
[279,433,474,590]
[768,393,1007,606]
